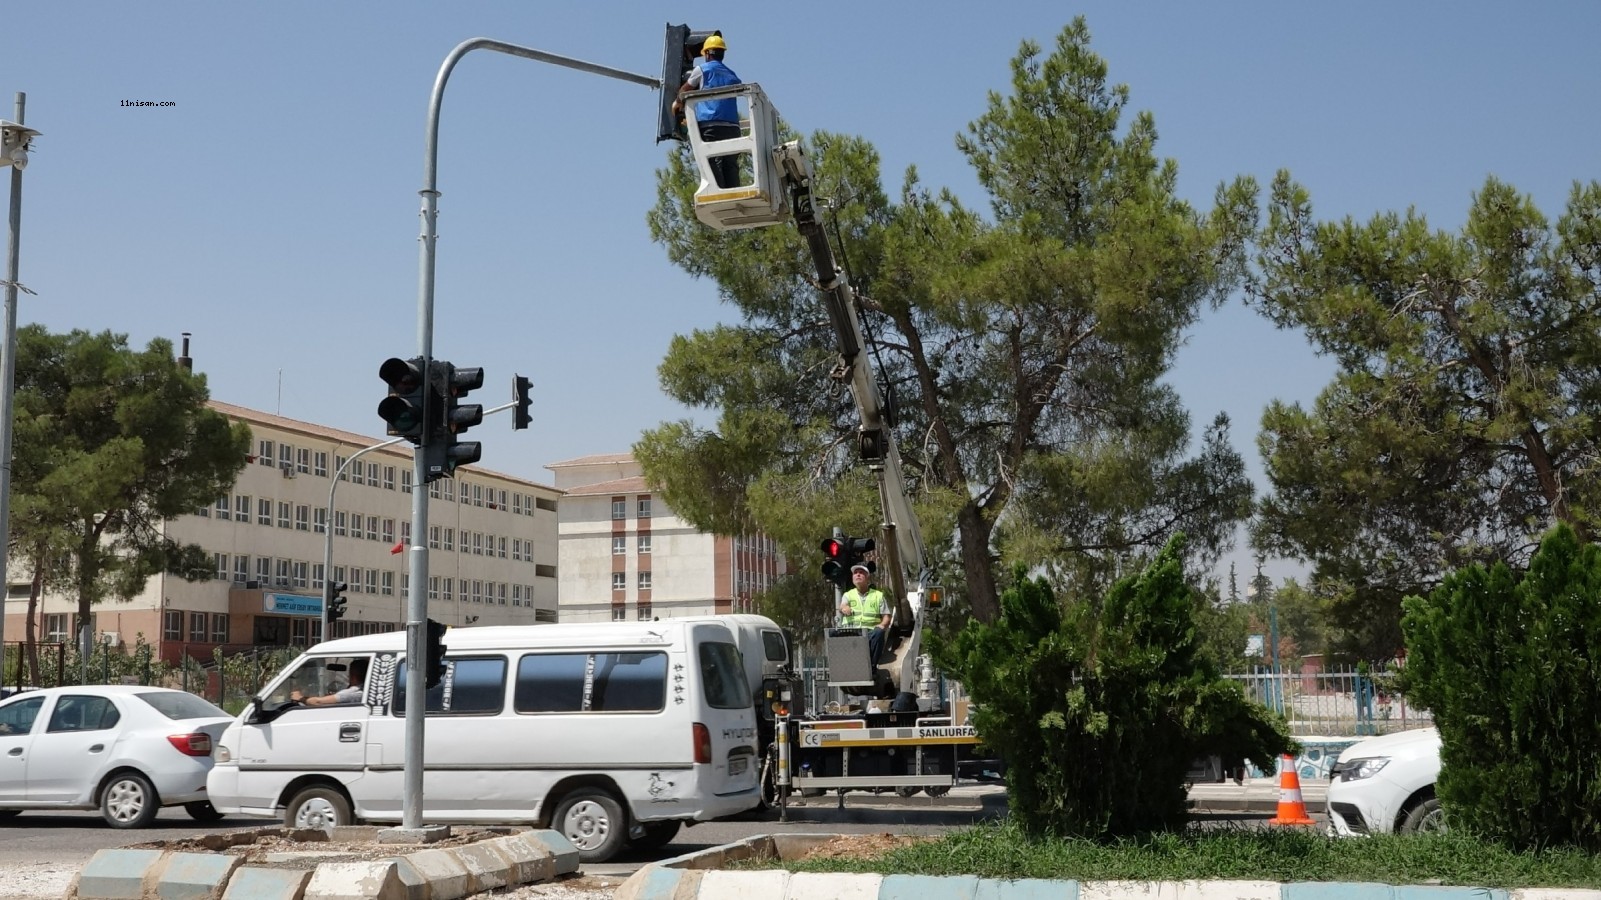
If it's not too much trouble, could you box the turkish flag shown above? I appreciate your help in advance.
[390,540,405,555]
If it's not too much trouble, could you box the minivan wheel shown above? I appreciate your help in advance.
[101,772,162,829]
[553,788,626,863]
[284,786,352,831]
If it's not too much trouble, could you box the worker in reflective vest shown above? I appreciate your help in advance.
[839,565,891,664]
[671,34,742,188]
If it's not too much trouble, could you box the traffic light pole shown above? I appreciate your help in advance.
[406,38,655,832]
[322,437,405,644]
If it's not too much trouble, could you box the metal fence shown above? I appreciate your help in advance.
[2,640,301,714]
[1224,666,1431,737]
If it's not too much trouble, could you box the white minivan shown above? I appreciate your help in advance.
[207,621,761,861]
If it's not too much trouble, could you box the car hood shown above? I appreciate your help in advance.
[1337,727,1440,762]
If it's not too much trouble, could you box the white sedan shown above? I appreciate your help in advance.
[0,685,234,828]
[1326,727,1443,835]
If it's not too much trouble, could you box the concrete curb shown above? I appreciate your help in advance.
[612,834,1601,900]
[69,828,582,900]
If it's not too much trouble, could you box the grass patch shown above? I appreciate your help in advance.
[773,822,1601,888]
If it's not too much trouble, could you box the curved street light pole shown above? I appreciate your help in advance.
[402,39,656,831]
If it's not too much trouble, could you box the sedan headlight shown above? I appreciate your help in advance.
[1331,756,1390,782]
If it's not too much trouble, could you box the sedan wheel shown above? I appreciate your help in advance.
[1400,796,1446,834]
[101,773,162,829]
[184,800,226,823]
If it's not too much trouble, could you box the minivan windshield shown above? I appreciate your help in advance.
[699,641,750,709]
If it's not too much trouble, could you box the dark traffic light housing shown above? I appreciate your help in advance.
[377,357,430,444]
[424,618,448,689]
[325,580,348,623]
[658,24,723,143]
[422,362,484,483]
[821,535,878,590]
[512,374,532,431]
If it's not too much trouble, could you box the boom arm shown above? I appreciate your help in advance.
[776,144,929,624]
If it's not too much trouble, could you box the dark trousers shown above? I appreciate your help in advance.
[867,626,885,666]
[698,121,741,188]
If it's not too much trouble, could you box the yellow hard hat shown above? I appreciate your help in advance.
[702,34,726,54]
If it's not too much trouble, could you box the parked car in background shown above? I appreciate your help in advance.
[0,685,233,828]
[1327,727,1442,835]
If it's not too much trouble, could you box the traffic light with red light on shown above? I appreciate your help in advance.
[820,537,851,589]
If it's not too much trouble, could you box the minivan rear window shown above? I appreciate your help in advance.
[699,642,750,710]
[514,652,667,714]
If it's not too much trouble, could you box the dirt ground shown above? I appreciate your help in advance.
[790,832,935,862]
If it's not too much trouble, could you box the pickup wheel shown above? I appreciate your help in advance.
[552,788,627,863]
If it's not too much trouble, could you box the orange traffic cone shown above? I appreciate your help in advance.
[1268,754,1317,826]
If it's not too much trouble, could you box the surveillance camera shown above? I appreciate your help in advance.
[7,148,25,171]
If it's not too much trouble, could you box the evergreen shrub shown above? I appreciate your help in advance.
[933,536,1294,837]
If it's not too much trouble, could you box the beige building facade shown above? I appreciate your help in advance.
[546,453,786,623]
[2,402,562,666]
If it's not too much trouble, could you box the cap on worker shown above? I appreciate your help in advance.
[850,563,871,574]
[702,34,726,54]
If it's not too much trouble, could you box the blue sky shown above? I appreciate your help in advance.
[4,2,1598,585]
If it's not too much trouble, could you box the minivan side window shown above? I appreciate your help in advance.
[699,642,750,710]
[514,652,667,714]
[761,630,788,662]
[393,657,507,716]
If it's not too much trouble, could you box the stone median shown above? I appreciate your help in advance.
[68,826,580,900]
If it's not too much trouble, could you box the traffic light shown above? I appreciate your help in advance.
[847,537,877,576]
[422,362,484,483]
[377,357,430,444]
[657,24,723,143]
[512,374,532,431]
[325,581,348,623]
[820,537,851,590]
[424,618,448,689]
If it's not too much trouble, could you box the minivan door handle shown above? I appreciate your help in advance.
[338,723,361,743]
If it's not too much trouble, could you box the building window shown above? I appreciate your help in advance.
[256,557,272,583]
[429,480,440,499]
[442,480,454,503]
[314,508,327,534]
[366,516,379,541]
[637,604,653,621]
[473,484,484,507]
[275,558,291,587]
[257,498,272,526]
[212,614,229,643]
[234,555,249,584]
[190,612,208,642]
[296,447,311,474]
[611,606,627,621]
[42,613,68,642]
[442,578,454,603]
[513,493,524,515]
[498,537,507,559]
[257,440,275,466]
[429,525,440,550]
[292,561,308,588]
[638,571,652,591]
[364,569,378,594]
[278,444,292,470]
[382,518,395,544]
[214,496,230,521]
[429,576,439,602]
[233,494,248,521]
[612,537,626,555]
[213,552,228,580]
[401,468,413,494]
[336,455,349,481]
[512,584,523,607]
[443,528,454,552]
[335,511,347,537]
[512,539,523,562]
[536,497,557,513]
[382,571,394,596]
[611,572,626,591]
[611,498,626,520]
[472,532,483,556]
[332,565,346,586]
[498,583,508,606]
[314,451,329,477]
[295,505,310,531]
[638,535,652,554]
[366,461,381,488]
[637,497,652,518]
[312,563,325,590]
[278,501,291,529]
[162,611,181,642]
[383,465,396,490]
[348,567,364,592]
[195,503,210,518]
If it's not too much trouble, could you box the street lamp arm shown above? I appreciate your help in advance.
[321,436,407,642]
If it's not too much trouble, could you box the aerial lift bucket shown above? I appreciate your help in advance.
[681,82,788,231]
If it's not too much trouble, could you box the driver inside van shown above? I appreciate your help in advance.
[291,657,367,707]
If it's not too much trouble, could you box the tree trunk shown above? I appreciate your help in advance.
[957,501,999,623]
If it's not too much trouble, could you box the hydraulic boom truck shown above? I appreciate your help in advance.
[665,50,979,801]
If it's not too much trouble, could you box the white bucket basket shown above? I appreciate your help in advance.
[681,82,788,231]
